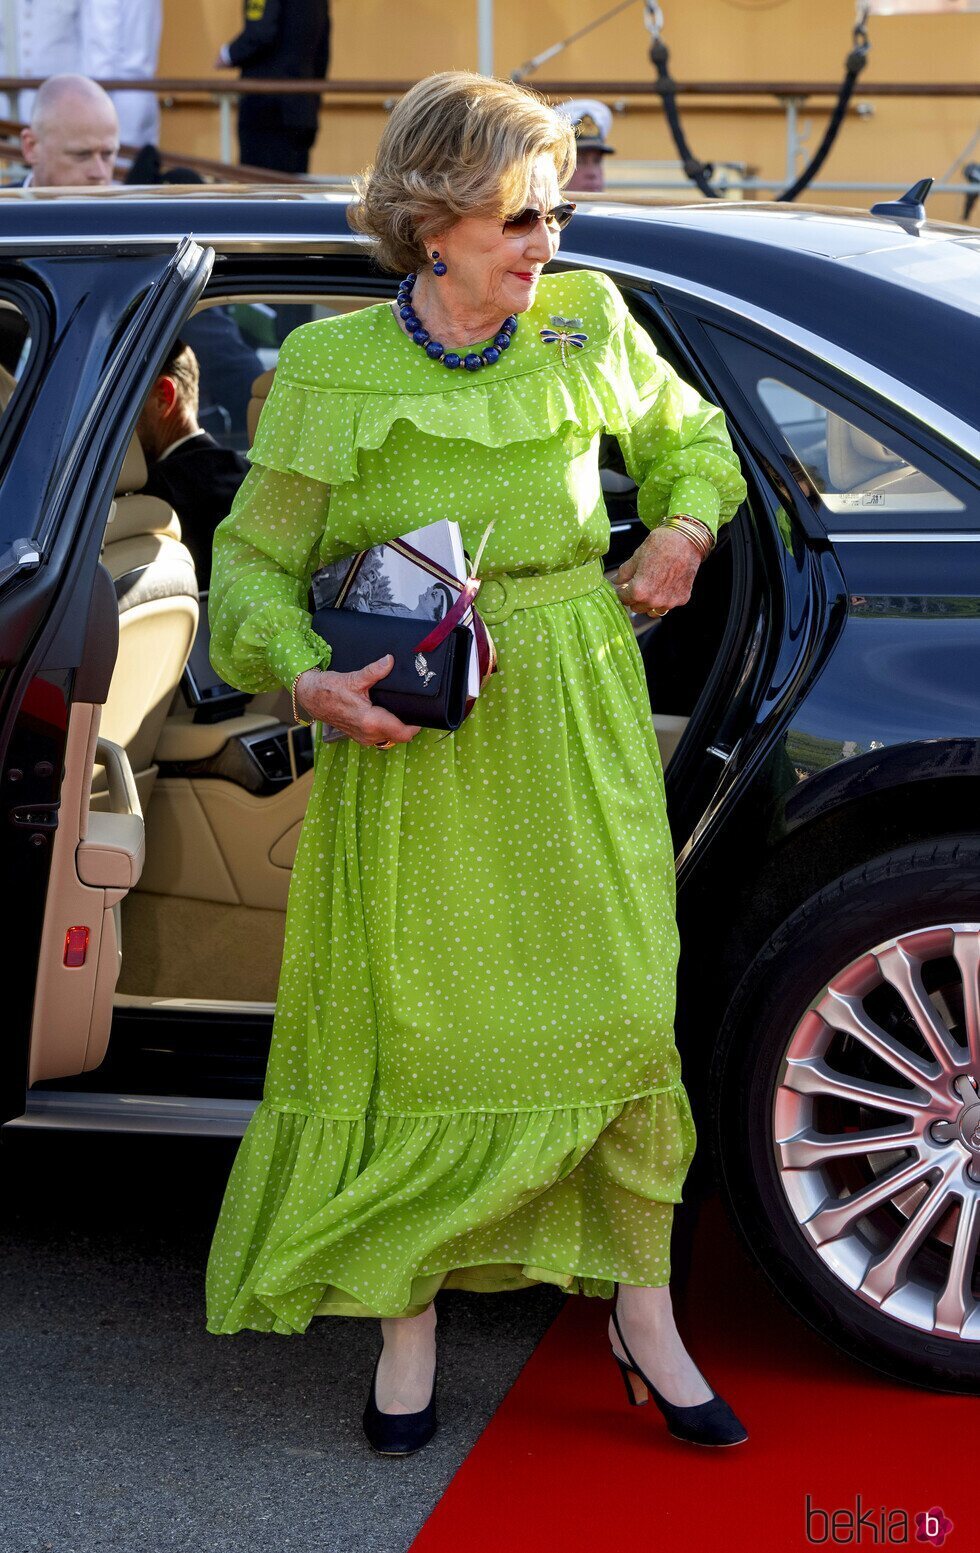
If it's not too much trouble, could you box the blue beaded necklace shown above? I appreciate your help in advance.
[395,272,518,371]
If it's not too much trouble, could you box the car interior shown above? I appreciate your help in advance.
[24,283,745,1093]
[755,377,964,513]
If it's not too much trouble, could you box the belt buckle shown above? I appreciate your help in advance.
[477,573,511,624]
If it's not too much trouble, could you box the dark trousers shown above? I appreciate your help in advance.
[238,95,318,175]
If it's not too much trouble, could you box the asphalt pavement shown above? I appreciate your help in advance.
[0,1129,564,1553]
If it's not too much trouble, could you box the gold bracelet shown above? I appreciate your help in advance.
[668,513,715,549]
[291,671,313,727]
[663,515,714,559]
[690,515,715,549]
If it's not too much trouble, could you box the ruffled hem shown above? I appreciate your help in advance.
[248,311,666,490]
[204,1084,696,1334]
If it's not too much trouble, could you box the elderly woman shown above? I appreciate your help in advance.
[204,70,749,1455]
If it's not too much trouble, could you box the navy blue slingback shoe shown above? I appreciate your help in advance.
[362,1347,438,1456]
[610,1282,748,1447]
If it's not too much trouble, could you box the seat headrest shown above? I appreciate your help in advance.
[247,367,276,446]
[826,414,903,491]
[116,435,148,495]
[105,494,182,546]
[849,425,902,467]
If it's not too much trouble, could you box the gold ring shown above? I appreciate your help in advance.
[649,606,670,618]
[375,739,396,749]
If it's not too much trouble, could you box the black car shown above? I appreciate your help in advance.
[2,187,979,1395]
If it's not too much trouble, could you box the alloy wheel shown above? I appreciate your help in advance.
[775,924,980,1343]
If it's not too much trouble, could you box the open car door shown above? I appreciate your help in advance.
[0,236,214,1126]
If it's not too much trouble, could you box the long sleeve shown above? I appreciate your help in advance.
[208,462,334,694]
[227,0,282,68]
[613,309,747,539]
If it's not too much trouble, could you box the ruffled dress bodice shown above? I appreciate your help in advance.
[251,268,673,486]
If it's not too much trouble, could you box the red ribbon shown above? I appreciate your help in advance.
[413,576,496,690]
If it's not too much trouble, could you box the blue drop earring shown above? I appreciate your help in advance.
[431,250,448,276]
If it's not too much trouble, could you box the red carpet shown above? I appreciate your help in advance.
[410,1196,972,1552]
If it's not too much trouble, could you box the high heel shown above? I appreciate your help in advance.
[609,1281,748,1447]
[362,1346,438,1456]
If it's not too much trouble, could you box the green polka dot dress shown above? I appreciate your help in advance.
[203,268,747,1334]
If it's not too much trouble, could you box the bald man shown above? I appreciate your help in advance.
[19,74,120,187]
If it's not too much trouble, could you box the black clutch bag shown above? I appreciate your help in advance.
[311,604,472,731]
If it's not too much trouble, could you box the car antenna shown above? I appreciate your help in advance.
[870,178,933,226]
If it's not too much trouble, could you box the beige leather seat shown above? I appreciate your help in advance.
[97,437,200,808]
[247,366,275,444]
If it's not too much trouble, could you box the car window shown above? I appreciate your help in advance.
[0,298,32,428]
[757,378,964,518]
[703,324,978,532]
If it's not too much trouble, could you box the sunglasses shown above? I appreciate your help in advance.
[501,201,577,237]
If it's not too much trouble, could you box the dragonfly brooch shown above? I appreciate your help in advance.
[539,315,588,368]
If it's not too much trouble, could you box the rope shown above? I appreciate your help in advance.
[643,0,871,203]
[963,163,980,223]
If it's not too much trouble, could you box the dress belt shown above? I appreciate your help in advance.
[476,557,609,626]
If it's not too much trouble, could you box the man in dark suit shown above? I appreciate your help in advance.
[215,0,331,175]
[136,340,249,589]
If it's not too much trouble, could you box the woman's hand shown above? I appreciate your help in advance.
[611,527,703,617]
[295,657,423,747]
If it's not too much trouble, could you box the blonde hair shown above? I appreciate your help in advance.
[348,71,576,275]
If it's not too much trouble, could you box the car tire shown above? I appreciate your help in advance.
[709,835,980,1394]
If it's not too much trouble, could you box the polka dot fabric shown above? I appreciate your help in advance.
[204,269,747,1333]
